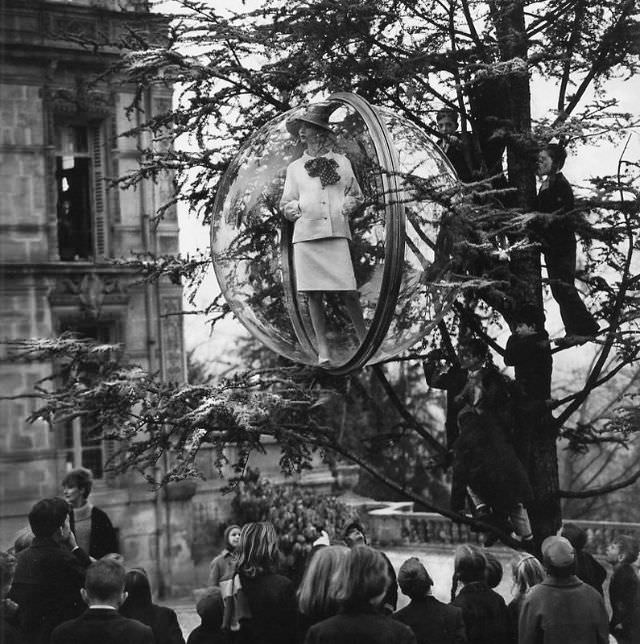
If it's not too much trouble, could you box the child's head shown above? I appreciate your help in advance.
[484,552,503,589]
[458,338,488,371]
[454,544,486,583]
[197,587,224,630]
[224,524,241,552]
[397,557,434,600]
[607,535,640,565]
[511,553,545,598]
[436,108,458,136]
[514,305,543,335]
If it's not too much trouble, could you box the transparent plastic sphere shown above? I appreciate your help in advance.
[211,93,458,373]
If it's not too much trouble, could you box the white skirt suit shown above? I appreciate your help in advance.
[280,151,364,292]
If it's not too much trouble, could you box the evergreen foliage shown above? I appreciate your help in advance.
[4,0,640,543]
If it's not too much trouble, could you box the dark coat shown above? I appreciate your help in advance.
[51,607,154,644]
[187,624,231,644]
[438,135,472,183]
[393,595,466,644]
[381,551,399,614]
[450,369,532,512]
[574,551,607,596]
[507,595,525,644]
[423,359,467,451]
[533,172,577,256]
[504,332,552,402]
[305,609,417,644]
[531,173,598,337]
[121,603,185,644]
[609,564,640,643]
[518,575,608,644]
[451,582,510,644]
[0,602,20,644]
[237,571,297,644]
[88,506,119,559]
[8,536,91,644]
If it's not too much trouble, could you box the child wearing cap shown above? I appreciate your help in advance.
[606,535,640,644]
[518,536,608,644]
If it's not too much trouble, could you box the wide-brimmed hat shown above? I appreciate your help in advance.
[286,103,335,136]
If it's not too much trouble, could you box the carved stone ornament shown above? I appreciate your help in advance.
[49,272,129,317]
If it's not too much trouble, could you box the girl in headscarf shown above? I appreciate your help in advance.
[208,524,241,587]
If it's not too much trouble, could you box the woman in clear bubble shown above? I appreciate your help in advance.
[280,105,366,366]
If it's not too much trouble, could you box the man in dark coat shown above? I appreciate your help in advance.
[394,557,466,644]
[51,559,154,644]
[8,497,92,644]
[518,536,608,644]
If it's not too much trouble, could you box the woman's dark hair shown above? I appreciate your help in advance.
[62,467,93,499]
[543,143,567,171]
[237,522,279,578]
[337,546,389,612]
[120,568,153,614]
[484,552,503,589]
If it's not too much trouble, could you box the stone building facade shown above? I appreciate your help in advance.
[0,0,199,593]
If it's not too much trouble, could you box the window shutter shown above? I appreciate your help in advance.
[91,125,107,259]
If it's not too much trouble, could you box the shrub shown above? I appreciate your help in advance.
[231,469,361,583]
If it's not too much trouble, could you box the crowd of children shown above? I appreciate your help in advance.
[3,495,637,644]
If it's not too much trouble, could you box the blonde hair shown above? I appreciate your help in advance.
[297,545,350,620]
[338,546,389,611]
[511,553,545,599]
[237,522,279,578]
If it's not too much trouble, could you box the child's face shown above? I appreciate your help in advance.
[515,322,536,337]
[459,350,483,371]
[437,117,457,136]
[537,150,554,177]
[606,542,622,564]
[228,528,241,549]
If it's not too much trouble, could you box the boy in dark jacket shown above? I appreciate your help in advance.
[607,535,640,644]
[394,557,466,644]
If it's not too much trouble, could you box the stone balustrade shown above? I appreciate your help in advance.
[367,503,640,553]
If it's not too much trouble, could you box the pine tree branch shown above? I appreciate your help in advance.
[553,0,637,125]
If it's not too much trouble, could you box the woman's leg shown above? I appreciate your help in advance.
[307,292,330,363]
[341,291,366,341]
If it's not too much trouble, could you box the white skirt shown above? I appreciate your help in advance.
[294,237,357,292]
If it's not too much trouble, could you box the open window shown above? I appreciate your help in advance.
[54,123,107,261]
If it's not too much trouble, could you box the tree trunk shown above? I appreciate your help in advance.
[486,0,562,542]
